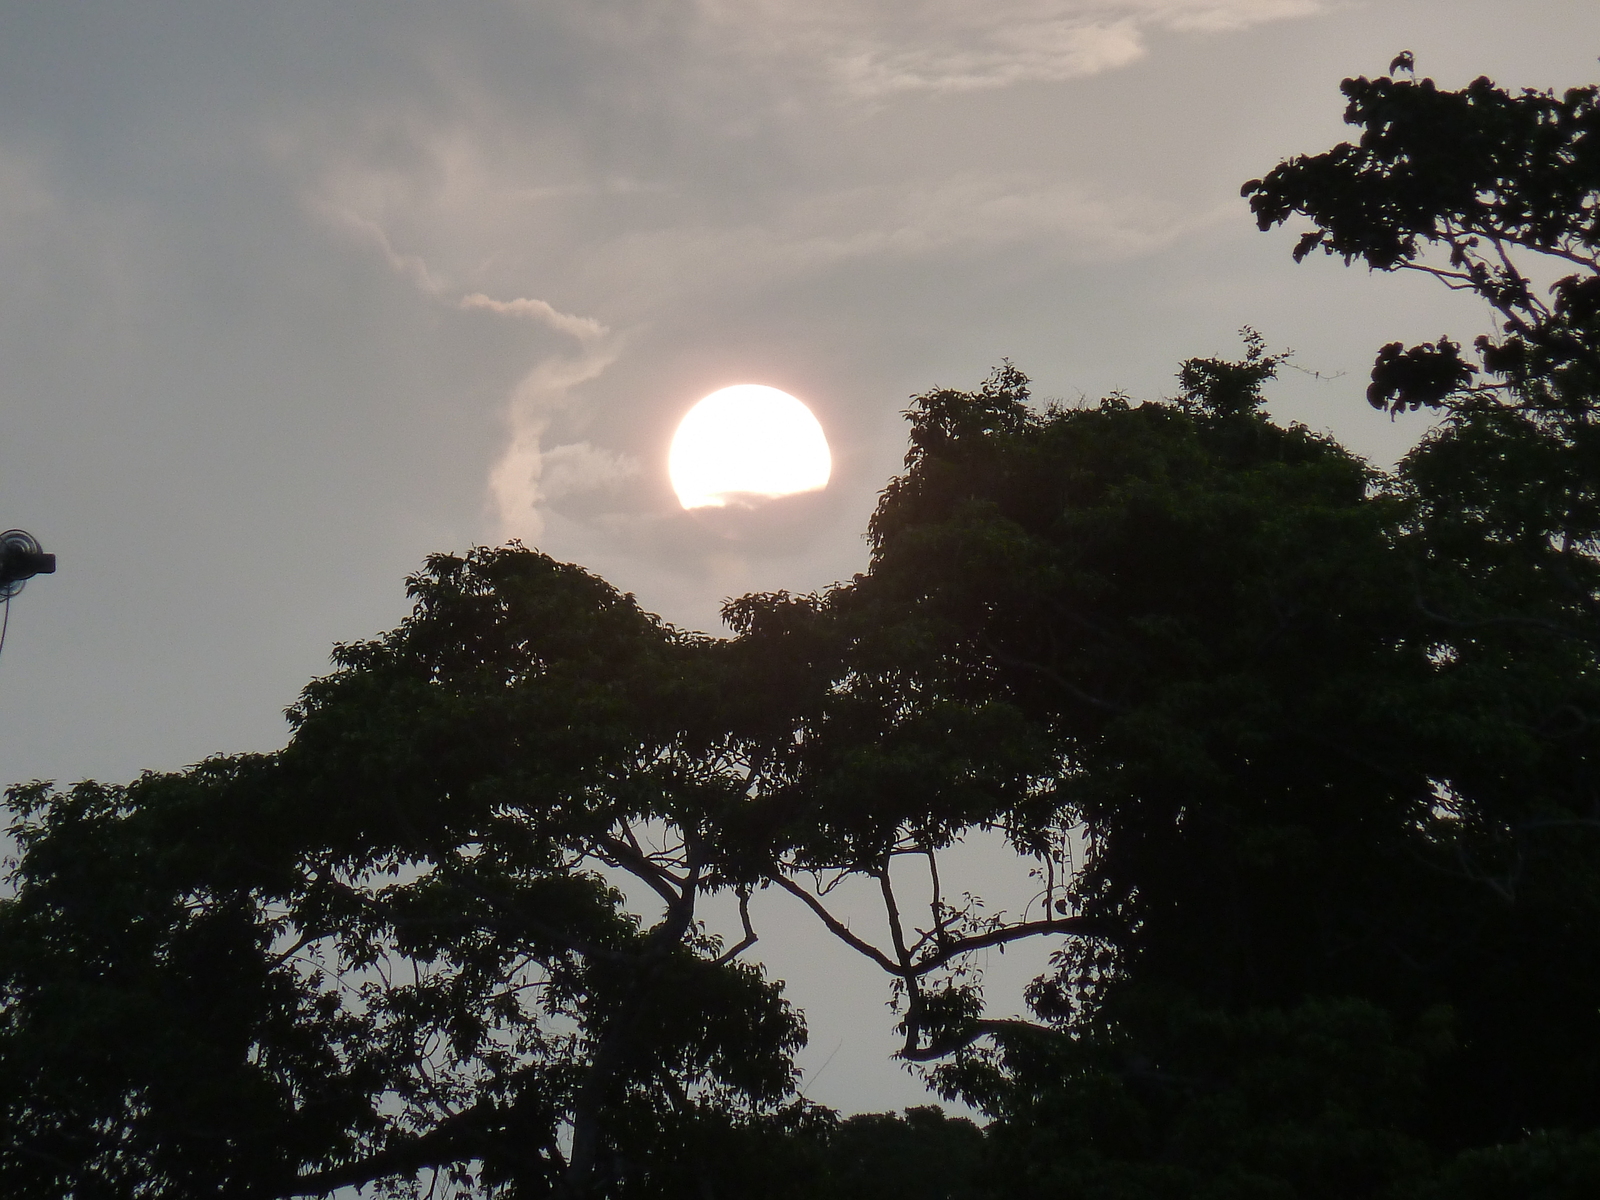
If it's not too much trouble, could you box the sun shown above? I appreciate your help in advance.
[669,385,831,510]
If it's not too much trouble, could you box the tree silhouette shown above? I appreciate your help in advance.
[8,58,1600,1200]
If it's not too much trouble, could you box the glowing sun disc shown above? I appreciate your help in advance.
[669,385,831,510]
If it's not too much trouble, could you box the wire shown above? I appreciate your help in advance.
[0,593,11,663]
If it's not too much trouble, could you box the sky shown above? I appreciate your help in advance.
[0,0,1597,1115]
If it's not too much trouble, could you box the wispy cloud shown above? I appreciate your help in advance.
[455,290,624,540]
[322,201,626,542]
[576,172,1236,308]
[536,441,641,504]
[701,0,1323,95]
[485,341,624,542]
[459,293,610,343]
[321,205,449,294]
[285,0,1320,564]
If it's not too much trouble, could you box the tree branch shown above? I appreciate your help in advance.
[769,873,902,974]
[595,830,684,909]
[714,885,758,964]
[898,1016,1058,1062]
[910,916,1106,975]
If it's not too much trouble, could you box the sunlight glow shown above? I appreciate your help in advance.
[669,385,832,510]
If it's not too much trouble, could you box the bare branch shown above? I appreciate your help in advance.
[1395,261,1486,290]
[878,865,913,968]
[714,885,759,965]
[912,916,1106,975]
[595,831,683,908]
[770,873,901,974]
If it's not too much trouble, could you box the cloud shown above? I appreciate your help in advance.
[573,172,1235,311]
[790,174,1230,261]
[1150,0,1325,34]
[319,198,625,543]
[829,14,1147,95]
[700,0,1325,96]
[281,0,1317,570]
[471,301,623,542]
[320,205,449,294]
[537,441,641,503]
[485,342,624,543]
[460,292,610,343]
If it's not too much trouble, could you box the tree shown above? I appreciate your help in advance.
[1,551,810,1199]
[0,545,1056,1200]
[1244,62,1600,1150]
[1243,69,1600,419]
[701,344,1466,1198]
[723,345,1433,1050]
[770,336,1599,1196]
[9,57,1600,1200]
[814,1107,984,1200]
[729,62,1600,1197]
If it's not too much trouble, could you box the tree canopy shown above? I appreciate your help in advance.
[7,59,1600,1200]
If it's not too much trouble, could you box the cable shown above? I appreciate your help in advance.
[0,593,11,663]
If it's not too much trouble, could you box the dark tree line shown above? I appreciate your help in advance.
[6,61,1600,1198]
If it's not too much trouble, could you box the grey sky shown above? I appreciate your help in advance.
[1,0,1596,1114]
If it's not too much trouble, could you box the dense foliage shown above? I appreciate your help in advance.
[1,556,817,1197]
[6,60,1600,1199]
